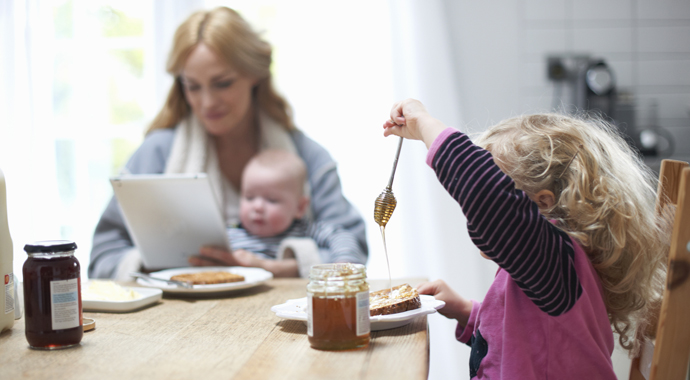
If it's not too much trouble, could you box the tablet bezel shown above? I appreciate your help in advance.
[110,173,231,269]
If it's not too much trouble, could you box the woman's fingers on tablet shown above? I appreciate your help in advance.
[191,246,239,266]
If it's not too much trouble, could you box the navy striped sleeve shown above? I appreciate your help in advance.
[431,131,582,316]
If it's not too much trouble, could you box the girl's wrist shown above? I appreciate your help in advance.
[420,116,448,149]
[447,298,474,327]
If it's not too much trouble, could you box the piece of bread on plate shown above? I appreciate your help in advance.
[369,283,421,316]
[170,271,245,285]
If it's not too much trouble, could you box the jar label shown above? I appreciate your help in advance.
[50,278,79,330]
[307,293,313,337]
[4,273,14,314]
[356,290,370,336]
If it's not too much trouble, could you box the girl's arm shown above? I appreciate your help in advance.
[417,280,473,325]
[417,280,478,345]
[429,130,581,316]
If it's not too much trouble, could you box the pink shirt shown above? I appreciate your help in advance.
[456,239,616,379]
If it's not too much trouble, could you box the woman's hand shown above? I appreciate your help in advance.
[417,279,473,327]
[234,249,300,277]
[189,246,242,267]
[190,247,300,278]
[383,98,447,149]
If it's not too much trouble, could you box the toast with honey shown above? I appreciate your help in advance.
[369,283,422,316]
[170,271,245,285]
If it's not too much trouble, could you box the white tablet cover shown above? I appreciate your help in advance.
[110,174,230,269]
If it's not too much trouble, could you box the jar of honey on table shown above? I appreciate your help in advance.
[307,263,370,350]
[23,240,82,350]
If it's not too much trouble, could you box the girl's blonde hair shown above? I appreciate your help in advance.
[148,7,294,133]
[476,113,670,355]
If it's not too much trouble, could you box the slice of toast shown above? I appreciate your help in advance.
[369,283,421,316]
[170,271,245,285]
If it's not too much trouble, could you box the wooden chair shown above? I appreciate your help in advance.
[629,159,690,380]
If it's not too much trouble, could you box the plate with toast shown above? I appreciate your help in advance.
[271,284,445,331]
[135,266,273,294]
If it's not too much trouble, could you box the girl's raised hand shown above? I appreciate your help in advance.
[383,98,448,149]
[383,99,428,140]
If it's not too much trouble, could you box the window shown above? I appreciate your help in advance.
[4,0,156,279]
[4,0,395,281]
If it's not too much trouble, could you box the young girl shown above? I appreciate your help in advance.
[383,99,669,379]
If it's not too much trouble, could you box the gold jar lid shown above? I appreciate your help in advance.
[83,318,95,332]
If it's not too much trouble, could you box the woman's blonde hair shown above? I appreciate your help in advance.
[475,113,670,355]
[148,6,294,133]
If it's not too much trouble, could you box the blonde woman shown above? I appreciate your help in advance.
[89,7,367,279]
[383,99,669,378]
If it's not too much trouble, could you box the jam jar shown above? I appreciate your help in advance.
[23,240,82,350]
[306,263,370,350]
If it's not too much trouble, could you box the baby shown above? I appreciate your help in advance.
[228,149,366,277]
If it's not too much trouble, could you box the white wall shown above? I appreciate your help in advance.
[445,0,690,154]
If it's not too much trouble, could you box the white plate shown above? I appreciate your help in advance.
[271,295,445,331]
[82,286,162,312]
[135,266,273,294]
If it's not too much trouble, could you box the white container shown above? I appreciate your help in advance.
[1,167,16,332]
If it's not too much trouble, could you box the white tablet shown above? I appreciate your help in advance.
[110,173,230,269]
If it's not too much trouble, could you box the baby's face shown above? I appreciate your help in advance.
[239,165,305,238]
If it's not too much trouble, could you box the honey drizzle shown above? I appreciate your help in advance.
[380,225,393,295]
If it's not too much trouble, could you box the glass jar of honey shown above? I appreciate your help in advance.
[306,263,370,350]
[23,240,82,350]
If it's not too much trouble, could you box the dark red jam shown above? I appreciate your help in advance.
[23,241,82,350]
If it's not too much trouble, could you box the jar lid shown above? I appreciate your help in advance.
[24,240,77,254]
[83,318,96,332]
[309,263,366,280]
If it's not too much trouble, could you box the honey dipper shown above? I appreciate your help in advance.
[374,136,403,226]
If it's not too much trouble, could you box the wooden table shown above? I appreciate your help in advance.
[0,278,429,380]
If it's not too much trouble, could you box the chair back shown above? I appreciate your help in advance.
[630,159,690,380]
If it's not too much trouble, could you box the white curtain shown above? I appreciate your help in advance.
[385,1,497,379]
[151,0,205,109]
[1,0,63,278]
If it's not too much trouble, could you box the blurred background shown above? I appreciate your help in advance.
[1,0,689,379]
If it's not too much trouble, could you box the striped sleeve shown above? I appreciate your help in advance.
[430,130,582,316]
[227,227,280,259]
[306,222,367,265]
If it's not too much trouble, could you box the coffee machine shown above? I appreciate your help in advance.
[547,55,616,118]
[547,54,668,156]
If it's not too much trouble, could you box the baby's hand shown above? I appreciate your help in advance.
[417,279,473,326]
[232,249,299,277]
[383,99,448,149]
[232,249,264,267]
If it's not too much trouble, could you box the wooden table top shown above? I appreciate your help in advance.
[0,278,429,380]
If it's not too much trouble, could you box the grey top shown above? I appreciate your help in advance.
[88,128,368,278]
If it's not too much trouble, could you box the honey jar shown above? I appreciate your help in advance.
[306,263,370,350]
[23,240,82,350]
